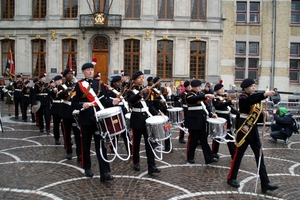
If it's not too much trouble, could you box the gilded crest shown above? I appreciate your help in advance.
[94,13,105,25]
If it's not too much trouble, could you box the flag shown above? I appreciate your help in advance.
[6,51,15,75]
[67,55,72,70]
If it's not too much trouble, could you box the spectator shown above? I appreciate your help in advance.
[165,83,172,101]
[177,81,185,96]
[269,107,293,144]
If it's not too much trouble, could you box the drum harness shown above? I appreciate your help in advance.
[186,92,209,115]
[130,88,153,118]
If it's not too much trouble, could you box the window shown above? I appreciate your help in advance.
[1,39,15,76]
[235,41,259,81]
[290,43,300,83]
[1,0,14,19]
[292,0,300,24]
[190,41,206,80]
[62,39,77,73]
[191,0,206,20]
[157,40,173,79]
[32,39,46,77]
[33,0,46,19]
[94,0,109,13]
[63,0,78,18]
[124,39,140,77]
[158,0,174,20]
[125,0,141,19]
[236,1,260,24]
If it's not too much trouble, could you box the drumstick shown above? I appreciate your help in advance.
[158,110,168,121]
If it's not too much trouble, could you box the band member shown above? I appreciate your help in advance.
[30,78,39,125]
[49,75,63,146]
[5,78,14,116]
[22,79,31,122]
[212,81,237,159]
[60,68,81,161]
[32,73,51,134]
[147,76,153,86]
[107,75,131,154]
[227,78,279,193]
[72,62,118,182]
[121,71,130,88]
[13,74,24,119]
[151,76,171,151]
[179,80,191,144]
[185,79,218,164]
[127,71,161,175]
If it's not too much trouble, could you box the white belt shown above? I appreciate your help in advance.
[15,89,22,91]
[188,106,203,110]
[52,99,72,106]
[24,94,29,97]
[132,107,149,112]
[215,110,230,114]
[38,93,48,96]
[240,113,249,119]
[182,104,188,108]
[52,100,62,103]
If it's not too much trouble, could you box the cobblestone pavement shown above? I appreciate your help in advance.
[0,101,300,200]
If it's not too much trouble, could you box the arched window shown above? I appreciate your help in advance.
[62,39,77,73]
[32,39,46,77]
[1,39,15,76]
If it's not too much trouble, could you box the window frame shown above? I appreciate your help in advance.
[124,0,141,19]
[63,0,78,19]
[158,0,174,20]
[191,0,207,21]
[124,39,140,77]
[1,39,15,76]
[290,43,300,83]
[291,0,300,24]
[32,39,46,77]
[157,40,173,79]
[93,0,110,14]
[1,0,15,19]
[32,0,47,19]
[62,39,77,73]
[189,41,206,80]
[236,1,260,24]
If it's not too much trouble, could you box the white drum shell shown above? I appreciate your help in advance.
[146,116,171,141]
[167,107,184,124]
[207,117,227,138]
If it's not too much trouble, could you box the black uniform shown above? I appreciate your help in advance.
[72,78,113,177]
[179,89,190,142]
[59,81,81,160]
[49,86,63,144]
[185,90,216,164]
[212,95,237,158]
[227,92,271,188]
[13,80,24,119]
[22,85,31,122]
[127,85,159,171]
[32,81,51,133]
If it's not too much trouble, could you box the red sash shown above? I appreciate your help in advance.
[78,81,98,107]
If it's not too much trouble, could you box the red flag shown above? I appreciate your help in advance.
[68,55,72,70]
[6,50,15,75]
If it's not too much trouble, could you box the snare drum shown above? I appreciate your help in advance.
[125,112,131,129]
[96,107,126,136]
[146,116,171,141]
[167,107,184,124]
[207,117,227,139]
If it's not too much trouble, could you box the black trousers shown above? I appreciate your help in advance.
[52,114,61,140]
[80,124,110,175]
[62,117,81,157]
[14,97,23,117]
[37,105,50,131]
[109,130,132,154]
[227,138,270,187]
[211,132,236,159]
[132,128,155,168]
[22,103,29,121]
[187,129,214,164]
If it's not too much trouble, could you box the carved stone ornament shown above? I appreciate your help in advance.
[129,35,134,39]
[94,13,105,25]
[196,37,201,41]
[36,35,41,39]
[67,35,72,39]
[145,30,150,40]
[4,35,9,39]
[163,36,168,40]
[51,30,56,41]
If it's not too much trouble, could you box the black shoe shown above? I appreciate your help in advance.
[179,138,186,144]
[148,166,161,175]
[55,139,61,145]
[261,183,279,193]
[8,114,11,116]
[100,173,114,182]
[85,169,94,177]
[66,153,72,160]
[133,163,140,171]
[15,116,18,119]
[23,119,27,122]
[187,159,195,164]
[207,158,218,164]
[77,155,82,163]
[227,179,240,188]
[46,130,50,134]
[213,153,219,159]
[40,129,44,133]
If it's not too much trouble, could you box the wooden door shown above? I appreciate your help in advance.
[92,52,108,84]
[92,36,109,84]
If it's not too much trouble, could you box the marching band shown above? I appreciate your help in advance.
[0,62,279,192]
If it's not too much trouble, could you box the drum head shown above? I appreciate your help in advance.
[97,107,122,118]
[146,115,169,124]
[72,109,80,115]
[32,101,41,113]
[167,107,183,112]
[207,117,226,124]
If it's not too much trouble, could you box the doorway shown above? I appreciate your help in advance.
[92,36,109,84]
